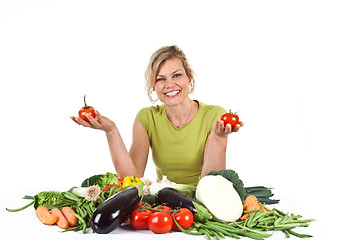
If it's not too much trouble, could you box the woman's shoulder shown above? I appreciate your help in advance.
[136,104,165,120]
[198,101,226,115]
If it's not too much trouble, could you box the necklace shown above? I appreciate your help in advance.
[166,100,194,127]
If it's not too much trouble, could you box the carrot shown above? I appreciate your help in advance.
[50,208,69,229]
[61,207,78,227]
[36,206,57,225]
[243,195,258,209]
[241,195,268,221]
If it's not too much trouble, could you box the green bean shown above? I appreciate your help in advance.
[76,206,87,219]
[288,219,315,224]
[108,186,116,196]
[274,208,286,216]
[210,221,239,231]
[61,225,82,232]
[198,228,212,240]
[83,204,93,217]
[69,211,87,234]
[283,229,291,238]
[273,223,309,230]
[201,224,233,237]
[274,216,283,226]
[208,229,221,240]
[172,217,204,236]
[6,200,35,212]
[243,209,261,214]
[247,212,257,228]
[253,210,274,222]
[63,192,81,201]
[279,214,291,224]
[287,229,313,238]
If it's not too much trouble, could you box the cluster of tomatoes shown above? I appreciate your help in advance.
[129,202,193,234]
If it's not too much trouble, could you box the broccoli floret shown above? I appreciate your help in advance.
[207,169,246,202]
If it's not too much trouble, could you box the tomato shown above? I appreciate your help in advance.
[148,212,173,234]
[136,201,152,210]
[172,208,194,231]
[130,209,152,230]
[102,184,119,192]
[78,95,96,122]
[152,205,172,213]
[221,111,239,129]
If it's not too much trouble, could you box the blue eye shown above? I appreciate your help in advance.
[174,73,182,78]
[156,78,165,82]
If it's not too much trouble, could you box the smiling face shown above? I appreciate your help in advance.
[154,57,191,107]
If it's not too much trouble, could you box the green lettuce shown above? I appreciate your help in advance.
[97,172,122,190]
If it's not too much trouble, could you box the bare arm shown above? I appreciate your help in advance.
[201,119,244,177]
[71,111,149,178]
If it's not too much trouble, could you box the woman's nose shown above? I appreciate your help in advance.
[164,78,175,87]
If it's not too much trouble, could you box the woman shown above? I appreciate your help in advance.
[71,45,244,186]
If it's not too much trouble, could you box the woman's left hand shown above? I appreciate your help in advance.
[213,119,244,137]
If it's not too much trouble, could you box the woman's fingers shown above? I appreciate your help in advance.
[71,116,93,128]
[70,116,80,125]
[224,123,232,134]
[85,114,101,129]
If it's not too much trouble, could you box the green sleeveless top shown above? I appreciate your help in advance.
[136,101,226,186]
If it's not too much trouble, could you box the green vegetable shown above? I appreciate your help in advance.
[245,186,280,205]
[193,201,212,223]
[81,174,102,187]
[82,172,122,190]
[6,191,77,212]
[97,172,122,190]
[207,169,246,202]
[183,201,314,240]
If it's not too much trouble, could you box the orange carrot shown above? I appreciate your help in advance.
[243,195,258,209]
[61,207,78,227]
[241,213,250,221]
[36,206,57,225]
[50,208,69,229]
[241,195,268,221]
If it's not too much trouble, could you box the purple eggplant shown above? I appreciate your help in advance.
[155,187,204,214]
[90,184,142,234]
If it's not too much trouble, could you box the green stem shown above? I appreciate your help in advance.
[6,200,35,212]
[83,95,89,109]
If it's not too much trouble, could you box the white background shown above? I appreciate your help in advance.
[0,0,359,239]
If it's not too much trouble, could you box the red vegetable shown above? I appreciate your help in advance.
[152,205,172,213]
[130,208,152,230]
[148,212,173,234]
[172,208,193,231]
[221,110,239,129]
[102,184,119,192]
[78,95,96,122]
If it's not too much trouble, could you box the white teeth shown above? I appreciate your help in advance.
[165,90,180,96]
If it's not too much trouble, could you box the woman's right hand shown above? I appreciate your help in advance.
[70,110,116,133]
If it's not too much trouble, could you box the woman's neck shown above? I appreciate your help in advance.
[165,99,196,128]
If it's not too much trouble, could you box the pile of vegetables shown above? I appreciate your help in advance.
[6,170,314,238]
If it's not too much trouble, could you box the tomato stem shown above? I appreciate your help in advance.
[83,95,89,109]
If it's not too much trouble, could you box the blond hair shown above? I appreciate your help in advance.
[145,45,195,102]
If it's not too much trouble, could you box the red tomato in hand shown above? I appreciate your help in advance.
[172,208,193,231]
[221,111,239,129]
[148,212,173,234]
[78,95,96,122]
[130,209,152,230]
